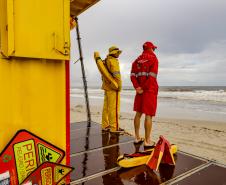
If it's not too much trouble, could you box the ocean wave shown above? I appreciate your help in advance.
[159,90,226,103]
[70,88,226,103]
[71,94,103,99]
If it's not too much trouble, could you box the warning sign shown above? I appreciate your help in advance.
[58,178,66,185]
[38,144,62,164]
[22,162,74,185]
[0,130,65,185]
[54,165,72,183]
[41,167,53,185]
[14,140,37,184]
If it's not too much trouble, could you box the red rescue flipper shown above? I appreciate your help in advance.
[146,136,165,171]
[161,137,175,165]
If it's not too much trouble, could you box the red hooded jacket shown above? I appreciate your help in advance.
[130,50,158,93]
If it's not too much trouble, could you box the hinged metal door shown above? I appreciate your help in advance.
[0,0,70,60]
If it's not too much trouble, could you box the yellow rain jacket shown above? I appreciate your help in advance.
[101,46,122,131]
[102,55,122,91]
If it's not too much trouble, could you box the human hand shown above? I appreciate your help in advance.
[136,87,143,94]
[138,89,143,94]
[70,17,76,30]
[94,52,100,60]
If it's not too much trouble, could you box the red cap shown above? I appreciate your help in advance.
[143,41,157,50]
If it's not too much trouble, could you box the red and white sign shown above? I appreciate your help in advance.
[0,130,65,185]
[22,162,74,185]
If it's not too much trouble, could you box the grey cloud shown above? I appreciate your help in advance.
[158,41,226,85]
[70,0,226,87]
[78,0,226,54]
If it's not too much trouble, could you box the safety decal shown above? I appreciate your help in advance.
[22,162,74,185]
[58,178,66,185]
[38,144,62,164]
[0,130,65,185]
[54,165,72,183]
[14,140,37,184]
[2,155,12,163]
[41,167,53,185]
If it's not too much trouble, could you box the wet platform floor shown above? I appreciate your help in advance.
[70,121,226,185]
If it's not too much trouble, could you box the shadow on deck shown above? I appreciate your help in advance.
[70,121,226,185]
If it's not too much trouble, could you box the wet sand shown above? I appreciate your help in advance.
[71,104,226,165]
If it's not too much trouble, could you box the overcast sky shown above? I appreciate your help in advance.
[70,0,226,87]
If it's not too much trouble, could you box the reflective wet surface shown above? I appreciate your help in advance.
[70,129,134,154]
[71,133,135,180]
[71,126,102,139]
[70,121,99,130]
[77,165,171,185]
[171,164,226,185]
[77,162,226,185]
[72,149,206,183]
[70,122,226,185]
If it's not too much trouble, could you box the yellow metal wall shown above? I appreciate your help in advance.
[0,58,66,156]
[0,0,70,164]
[0,0,70,60]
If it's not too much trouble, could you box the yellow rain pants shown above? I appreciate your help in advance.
[102,90,120,131]
[101,55,122,131]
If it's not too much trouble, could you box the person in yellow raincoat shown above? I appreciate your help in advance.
[101,46,124,133]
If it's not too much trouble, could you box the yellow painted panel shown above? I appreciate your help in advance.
[0,0,8,56]
[0,58,66,163]
[0,0,70,60]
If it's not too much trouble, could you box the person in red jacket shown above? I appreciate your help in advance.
[130,41,159,147]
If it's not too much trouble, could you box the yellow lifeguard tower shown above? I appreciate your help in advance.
[0,0,100,169]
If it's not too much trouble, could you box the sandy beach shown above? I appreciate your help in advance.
[71,104,226,165]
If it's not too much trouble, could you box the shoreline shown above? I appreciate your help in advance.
[71,104,226,165]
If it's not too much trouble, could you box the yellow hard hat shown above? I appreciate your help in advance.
[109,46,122,55]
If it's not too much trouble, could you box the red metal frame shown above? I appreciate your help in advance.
[65,60,71,183]
[65,60,70,166]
